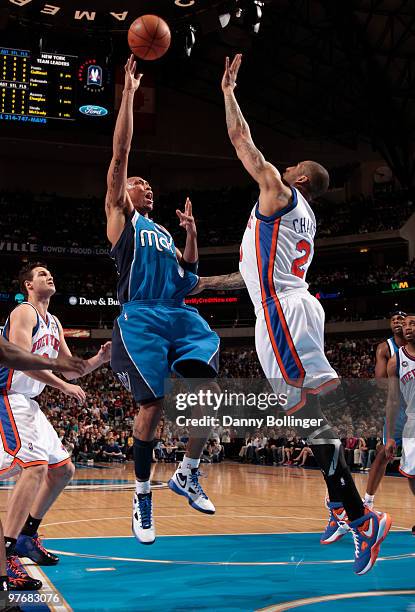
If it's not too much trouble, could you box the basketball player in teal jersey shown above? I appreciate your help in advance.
[363,312,407,508]
[106,56,220,545]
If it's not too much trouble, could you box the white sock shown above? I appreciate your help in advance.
[180,456,200,471]
[136,479,151,495]
[364,493,375,505]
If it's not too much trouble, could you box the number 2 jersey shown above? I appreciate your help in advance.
[0,302,60,398]
[239,187,316,313]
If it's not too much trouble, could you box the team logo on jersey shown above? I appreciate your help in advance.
[117,371,131,392]
[402,361,408,367]
[139,228,174,254]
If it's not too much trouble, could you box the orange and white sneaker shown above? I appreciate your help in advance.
[320,498,349,544]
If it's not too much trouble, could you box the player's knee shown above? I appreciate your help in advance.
[48,461,75,484]
[134,400,163,437]
[408,478,415,495]
[23,464,48,484]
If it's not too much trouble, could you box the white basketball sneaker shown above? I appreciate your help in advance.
[132,491,155,545]
[168,466,215,514]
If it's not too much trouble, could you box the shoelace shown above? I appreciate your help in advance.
[8,557,27,579]
[189,470,208,499]
[33,535,50,556]
[350,527,361,558]
[137,495,153,529]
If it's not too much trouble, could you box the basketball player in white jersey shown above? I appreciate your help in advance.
[363,312,407,509]
[0,262,111,590]
[195,53,392,575]
[385,314,415,528]
[0,335,86,599]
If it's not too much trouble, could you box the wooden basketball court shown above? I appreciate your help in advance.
[1,462,414,611]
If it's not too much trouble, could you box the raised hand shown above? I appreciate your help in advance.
[176,197,197,237]
[98,341,112,364]
[124,54,143,93]
[221,54,242,93]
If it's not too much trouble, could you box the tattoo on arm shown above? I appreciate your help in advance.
[224,92,247,134]
[224,93,265,173]
[204,272,245,291]
[106,158,123,212]
[237,140,265,172]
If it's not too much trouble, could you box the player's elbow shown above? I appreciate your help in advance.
[112,144,130,157]
[228,127,248,147]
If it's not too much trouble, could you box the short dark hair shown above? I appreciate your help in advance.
[19,261,49,296]
[300,161,330,199]
[404,313,415,318]
[390,310,407,319]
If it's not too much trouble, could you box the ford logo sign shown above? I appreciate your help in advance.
[79,105,108,117]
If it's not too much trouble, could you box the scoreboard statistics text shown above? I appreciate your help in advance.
[0,47,111,125]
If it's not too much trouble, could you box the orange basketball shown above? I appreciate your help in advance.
[128,15,171,61]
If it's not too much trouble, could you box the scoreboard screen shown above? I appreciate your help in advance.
[0,47,112,125]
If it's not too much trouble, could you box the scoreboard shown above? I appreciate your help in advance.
[0,47,112,125]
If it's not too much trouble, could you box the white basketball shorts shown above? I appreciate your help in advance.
[0,392,70,479]
[255,289,339,413]
[399,416,415,478]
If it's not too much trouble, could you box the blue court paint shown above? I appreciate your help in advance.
[40,532,415,611]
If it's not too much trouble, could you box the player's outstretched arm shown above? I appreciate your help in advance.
[221,55,291,212]
[106,55,142,245]
[54,319,111,380]
[189,272,246,295]
[0,335,85,376]
[385,355,400,459]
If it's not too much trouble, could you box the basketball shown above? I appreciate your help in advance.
[128,15,171,61]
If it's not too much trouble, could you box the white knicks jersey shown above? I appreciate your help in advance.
[0,303,61,398]
[239,187,316,314]
[398,346,415,416]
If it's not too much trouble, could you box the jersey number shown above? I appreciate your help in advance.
[291,240,311,279]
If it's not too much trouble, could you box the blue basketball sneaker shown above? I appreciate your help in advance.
[347,509,392,575]
[168,466,215,514]
[7,556,42,591]
[15,533,59,566]
[320,498,349,544]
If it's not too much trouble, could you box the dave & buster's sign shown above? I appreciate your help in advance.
[67,295,240,307]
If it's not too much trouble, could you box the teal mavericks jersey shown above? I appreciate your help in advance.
[110,211,199,305]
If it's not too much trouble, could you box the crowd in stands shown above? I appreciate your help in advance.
[0,186,413,250]
[0,255,413,309]
[36,339,388,470]
[308,258,415,291]
[314,190,414,236]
